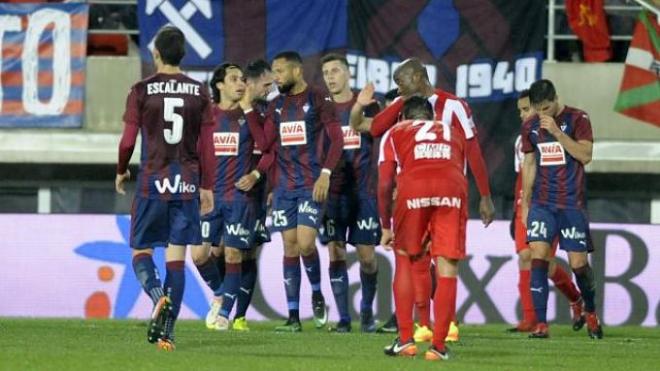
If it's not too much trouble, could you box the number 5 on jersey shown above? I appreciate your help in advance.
[163,97,184,144]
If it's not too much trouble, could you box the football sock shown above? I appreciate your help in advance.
[194,258,224,297]
[530,259,549,323]
[329,260,350,322]
[283,256,301,320]
[519,269,537,323]
[359,268,378,315]
[412,254,432,327]
[393,254,414,342]
[573,264,596,312]
[132,253,163,304]
[164,260,185,320]
[235,258,257,319]
[214,253,226,287]
[551,265,581,303]
[301,248,322,295]
[433,276,457,351]
[220,262,241,318]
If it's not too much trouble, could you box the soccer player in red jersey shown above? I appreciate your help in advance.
[115,26,215,351]
[190,63,271,331]
[379,97,471,360]
[265,51,344,332]
[521,79,602,339]
[320,54,380,333]
[508,90,583,333]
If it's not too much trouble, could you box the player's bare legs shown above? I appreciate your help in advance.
[568,251,602,338]
[356,244,378,332]
[529,241,551,338]
[426,256,457,361]
[277,228,302,332]
[298,225,327,328]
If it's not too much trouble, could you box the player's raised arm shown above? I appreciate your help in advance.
[350,82,377,133]
[370,97,404,137]
[539,113,593,165]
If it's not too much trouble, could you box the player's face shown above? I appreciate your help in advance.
[393,67,417,97]
[219,67,246,103]
[517,96,533,123]
[533,98,559,118]
[272,58,297,93]
[322,60,350,95]
[247,71,274,101]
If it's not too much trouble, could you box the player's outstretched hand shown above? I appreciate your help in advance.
[380,229,393,251]
[313,173,330,203]
[200,188,214,216]
[356,82,376,107]
[479,195,495,227]
[235,171,259,192]
[115,170,130,195]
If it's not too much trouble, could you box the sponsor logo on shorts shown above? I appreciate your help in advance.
[356,217,379,230]
[560,226,586,240]
[406,196,461,209]
[154,174,196,194]
[226,223,250,237]
[298,201,318,215]
[413,143,451,160]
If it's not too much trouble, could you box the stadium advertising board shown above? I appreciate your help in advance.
[138,0,545,197]
[0,3,88,128]
[1,215,659,327]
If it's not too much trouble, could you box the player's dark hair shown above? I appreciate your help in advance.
[529,79,556,105]
[384,88,399,103]
[518,89,530,99]
[273,50,303,65]
[209,62,242,103]
[245,59,271,80]
[402,96,433,120]
[320,53,349,69]
[154,26,185,66]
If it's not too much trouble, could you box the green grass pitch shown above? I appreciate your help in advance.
[1,319,659,370]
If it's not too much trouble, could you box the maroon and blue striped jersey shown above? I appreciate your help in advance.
[521,106,593,209]
[118,73,215,200]
[265,86,343,192]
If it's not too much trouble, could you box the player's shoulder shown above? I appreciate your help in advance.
[309,85,334,103]
[433,89,467,105]
[564,105,591,122]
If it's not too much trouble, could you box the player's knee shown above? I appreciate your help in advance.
[568,252,588,269]
[328,242,346,261]
[518,248,532,266]
[190,246,209,266]
[224,247,242,264]
[435,256,459,277]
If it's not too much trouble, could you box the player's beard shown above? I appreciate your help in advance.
[278,82,294,95]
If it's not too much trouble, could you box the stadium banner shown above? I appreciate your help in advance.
[1,214,659,327]
[0,3,88,128]
[137,0,545,198]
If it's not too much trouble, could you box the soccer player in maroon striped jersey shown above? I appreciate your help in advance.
[521,79,602,339]
[190,63,271,331]
[115,26,215,351]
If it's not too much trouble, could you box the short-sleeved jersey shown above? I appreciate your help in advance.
[521,106,593,209]
[123,73,214,200]
[211,106,259,202]
[379,119,473,195]
[268,86,339,191]
[330,95,379,197]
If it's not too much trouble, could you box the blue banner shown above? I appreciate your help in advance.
[0,3,88,128]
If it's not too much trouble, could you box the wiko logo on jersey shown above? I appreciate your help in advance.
[298,201,318,215]
[414,143,451,160]
[154,175,197,194]
[280,121,307,146]
[560,227,586,240]
[213,132,239,156]
[407,196,461,209]
[226,223,250,237]
[342,127,361,150]
[538,142,566,166]
[357,217,379,231]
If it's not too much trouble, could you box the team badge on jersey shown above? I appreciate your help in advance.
[280,121,307,146]
[213,132,239,156]
[538,142,566,166]
[342,127,361,150]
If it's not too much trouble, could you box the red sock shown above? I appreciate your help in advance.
[551,266,581,303]
[394,254,415,342]
[412,254,432,327]
[519,269,537,324]
[432,276,457,350]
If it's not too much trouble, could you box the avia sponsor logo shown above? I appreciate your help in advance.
[538,141,566,166]
[560,227,586,240]
[356,217,379,231]
[226,223,250,237]
[346,53,437,94]
[298,201,318,215]
[280,121,307,146]
[154,174,197,194]
[406,196,462,209]
[213,132,239,156]
[342,127,361,150]
[414,143,451,160]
